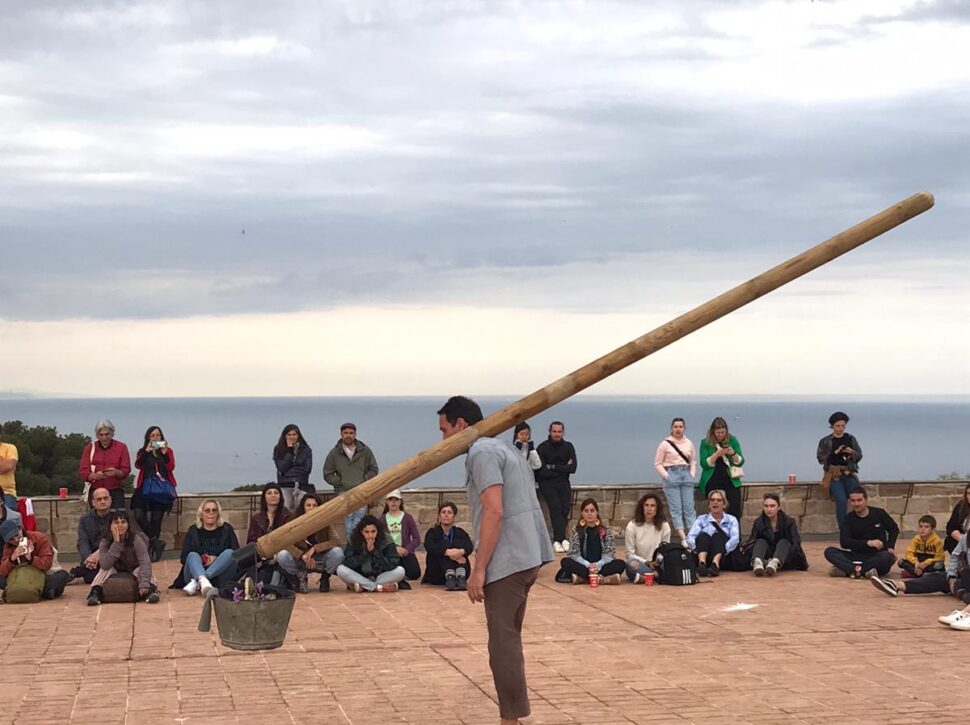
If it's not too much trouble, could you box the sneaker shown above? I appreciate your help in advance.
[553,541,564,553]
[377,582,398,593]
[752,558,765,577]
[696,562,709,578]
[765,559,780,577]
[183,579,200,596]
[863,568,878,580]
[829,566,848,578]
[145,589,160,604]
[870,577,899,597]
[352,582,363,593]
[950,615,970,630]
[602,573,622,585]
[398,580,412,590]
[708,562,720,578]
[86,587,103,607]
[455,575,467,591]
[938,609,965,626]
[570,573,583,585]
[318,574,331,593]
[632,572,644,584]
[198,576,213,596]
[445,573,457,591]
[561,539,571,552]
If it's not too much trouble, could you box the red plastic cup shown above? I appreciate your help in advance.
[58,487,68,499]
[588,573,599,588]
[644,571,655,587]
[788,474,797,484]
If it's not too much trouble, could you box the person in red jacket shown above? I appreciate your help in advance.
[0,519,69,601]
[78,419,131,510]
[132,425,177,562]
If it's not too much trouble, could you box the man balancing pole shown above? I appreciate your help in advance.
[437,396,554,725]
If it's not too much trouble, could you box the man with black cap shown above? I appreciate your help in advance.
[0,518,69,601]
[323,422,380,540]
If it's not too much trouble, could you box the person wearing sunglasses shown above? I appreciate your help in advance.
[169,499,239,596]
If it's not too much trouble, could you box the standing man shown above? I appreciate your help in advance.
[0,425,19,511]
[69,486,114,585]
[824,486,898,579]
[437,396,554,725]
[535,421,577,553]
[78,419,131,510]
[323,422,379,540]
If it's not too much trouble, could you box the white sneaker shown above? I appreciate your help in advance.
[938,609,965,626]
[752,558,765,577]
[561,539,571,552]
[553,541,564,553]
[950,614,970,630]
[182,579,199,596]
[198,576,213,596]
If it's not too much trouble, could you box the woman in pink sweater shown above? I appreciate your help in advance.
[654,418,697,542]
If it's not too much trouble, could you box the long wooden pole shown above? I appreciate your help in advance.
[257,191,934,557]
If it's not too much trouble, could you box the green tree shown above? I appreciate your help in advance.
[938,472,970,481]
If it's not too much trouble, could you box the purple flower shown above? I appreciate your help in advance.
[232,587,242,603]
[256,581,264,596]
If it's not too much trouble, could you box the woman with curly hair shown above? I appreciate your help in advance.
[335,515,405,592]
[624,493,671,583]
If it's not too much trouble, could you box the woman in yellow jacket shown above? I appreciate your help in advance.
[699,417,746,526]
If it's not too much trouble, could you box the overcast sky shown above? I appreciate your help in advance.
[1,0,967,397]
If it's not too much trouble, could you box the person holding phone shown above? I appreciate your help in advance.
[78,419,131,510]
[817,411,863,529]
[132,426,176,562]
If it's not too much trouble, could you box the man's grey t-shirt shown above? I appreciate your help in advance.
[466,436,555,584]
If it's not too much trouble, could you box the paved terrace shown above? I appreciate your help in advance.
[2,542,968,725]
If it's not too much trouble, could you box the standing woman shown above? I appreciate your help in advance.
[86,509,159,605]
[273,424,313,512]
[555,498,625,585]
[624,493,672,583]
[686,489,739,577]
[944,484,970,554]
[382,489,421,587]
[816,411,862,529]
[747,493,808,576]
[512,423,542,473]
[132,426,176,562]
[699,417,745,527]
[654,418,697,543]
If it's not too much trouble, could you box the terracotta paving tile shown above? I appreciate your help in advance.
[1,542,969,723]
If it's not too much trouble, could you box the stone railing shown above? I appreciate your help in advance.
[27,480,968,556]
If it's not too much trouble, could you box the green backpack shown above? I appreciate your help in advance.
[4,564,46,603]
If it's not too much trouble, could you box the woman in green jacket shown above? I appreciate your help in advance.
[699,417,746,526]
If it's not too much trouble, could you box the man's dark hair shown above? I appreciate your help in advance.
[437,396,483,426]
[848,485,867,499]
[828,411,849,426]
[548,420,565,432]
[918,514,937,529]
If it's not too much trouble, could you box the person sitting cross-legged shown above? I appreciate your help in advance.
[871,523,970,602]
[422,501,474,591]
[86,509,159,605]
[335,515,405,593]
[276,493,344,593]
[686,489,740,577]
[69,485,113,585]
[897,514,945,579]
[824,485,898,579]
[555,498,625,585]
[624,493,672,583]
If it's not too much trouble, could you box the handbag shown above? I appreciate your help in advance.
[141,475,176,506]
[729,464,744,479]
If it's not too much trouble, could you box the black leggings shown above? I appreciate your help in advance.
[400,553,422,581]
[752,538,793,566]
[558,557,626,582]
[538,481,571,542]
[695,530,728,560]
[904,569,970,596]
[133,508,164,540]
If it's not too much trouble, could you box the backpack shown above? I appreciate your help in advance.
[655,542,698,586]
[4,564,46,603]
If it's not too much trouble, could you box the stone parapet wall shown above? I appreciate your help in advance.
[28,480,969,556]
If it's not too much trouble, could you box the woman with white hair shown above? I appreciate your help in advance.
[169,499,240,596]
[78,419,131,510]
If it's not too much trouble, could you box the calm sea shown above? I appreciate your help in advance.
[0,396,966,492]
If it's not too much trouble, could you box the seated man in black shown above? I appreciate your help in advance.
[69,486,113,584]
[824,486,898,579]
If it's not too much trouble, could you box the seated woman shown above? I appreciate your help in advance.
[277,493,344,593]
[747,493,807,576]
[171,499,240,596]
[335,515,405,593]
[556,498,625,585]
[382,489,421,588]
[246,482,295,588]
[422,501,474,591]
[0,519,70,602]
[686,489,740,577]
[944,483,970,554]
[624,493,672,583]
[132,425,177,562]
[86,509,159,605]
